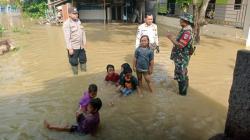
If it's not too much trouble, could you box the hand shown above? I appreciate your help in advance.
[155,46,160,54]
[68,48,74,55]
[76,110,80,117]
[148,68,153,75]
[166,32,174,39]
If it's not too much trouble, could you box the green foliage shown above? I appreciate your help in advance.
[0,24,5,37]
[22,1,48,18]
[176,0,192,5]
[11,26,30,34]
[158,3,168,14]
[176,0,192,13]
[216,0,228,4]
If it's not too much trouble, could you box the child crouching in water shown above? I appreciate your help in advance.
[77,84,98,114]
[105,64,120,85]
[117,67,141,96]
[133,35,154,93]
[44,98,102,135]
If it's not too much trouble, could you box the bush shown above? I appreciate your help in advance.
[0,24,5,37]
[22,1,48,18]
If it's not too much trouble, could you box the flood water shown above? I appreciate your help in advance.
[0,14,245,140]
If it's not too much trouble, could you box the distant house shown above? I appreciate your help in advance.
[62,0,157,23]
[213,0,248,28]
[71,0,138,22]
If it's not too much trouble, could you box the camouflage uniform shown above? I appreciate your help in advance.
[170,14,193,96]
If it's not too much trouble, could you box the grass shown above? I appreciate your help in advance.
[11,26,30,34]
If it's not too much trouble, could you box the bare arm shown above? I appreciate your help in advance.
[133,56,137,72]
[135,26,141,48]
[155,25,159,46]
[149,59,154,74]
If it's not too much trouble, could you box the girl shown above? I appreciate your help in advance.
[133,35,154,93]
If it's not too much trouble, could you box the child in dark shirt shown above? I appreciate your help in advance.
[44,98,102,135]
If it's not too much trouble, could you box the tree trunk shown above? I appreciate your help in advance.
[193,4,200,44]
[193,0,210,44]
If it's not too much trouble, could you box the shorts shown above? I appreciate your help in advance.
[70,114,85,133]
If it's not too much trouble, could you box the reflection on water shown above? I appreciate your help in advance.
[0,12,23,29]
[0,16,243,139]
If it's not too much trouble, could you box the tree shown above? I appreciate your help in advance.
[192,0,210,44]
[176,0,192,13]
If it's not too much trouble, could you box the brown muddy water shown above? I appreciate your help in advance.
[0,14,245,140]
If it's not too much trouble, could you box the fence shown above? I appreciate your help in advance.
[157,2,248,28]
[0,5,20,13]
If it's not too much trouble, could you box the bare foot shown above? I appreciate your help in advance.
[44,120,51,129]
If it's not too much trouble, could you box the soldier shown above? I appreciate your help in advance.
[166,13,194,96]
[135,13,159,53]
[63,7,87,75]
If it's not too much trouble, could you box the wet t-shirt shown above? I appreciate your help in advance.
[135,47,154,72]
[105,73,120,83]
[119,76,138,90]
[79,91,91,110]
[77,112,100,134]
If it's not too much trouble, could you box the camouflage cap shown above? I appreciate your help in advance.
[180,13,193,24]
[68,7,78,14]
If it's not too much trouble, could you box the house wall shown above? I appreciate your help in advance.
[214,0,247,27]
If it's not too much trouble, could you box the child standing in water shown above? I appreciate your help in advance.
[44,98,102,135]
[77,84,98,114]
[133,35,154,93]
[105,64,120,84]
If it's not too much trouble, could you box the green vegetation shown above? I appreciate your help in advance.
[22,1,48,18]
[11,26,30,34]
[216,0,229,4]
[0,24,5,37]
[158,3,168,14]
[176,0,192,13]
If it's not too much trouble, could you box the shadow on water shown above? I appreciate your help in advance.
[0,66,227,140]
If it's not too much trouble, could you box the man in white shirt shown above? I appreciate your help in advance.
[135,13,159,53]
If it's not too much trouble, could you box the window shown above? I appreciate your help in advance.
[234,0,242,10]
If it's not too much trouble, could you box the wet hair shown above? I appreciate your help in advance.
[124,66,132,74]
[89,98,102,111]
[88,84,98,93]
[140,35,150,47]
[121,63,131,72]
[106,64,115,72]
[145,12,153,18]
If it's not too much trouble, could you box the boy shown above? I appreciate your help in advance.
[105,64,120,84]
[44,98,102,135]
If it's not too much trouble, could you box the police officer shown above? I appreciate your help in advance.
[63,7,87,75]
[135,13,159,53]
[166,13,194,96]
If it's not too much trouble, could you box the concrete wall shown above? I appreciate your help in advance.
[243,0,250,38]
[224,50,250,140]
[79,9,105,20]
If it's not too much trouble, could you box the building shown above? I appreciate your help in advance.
[213,0,248,28]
